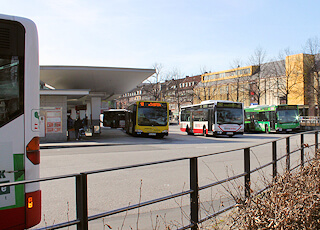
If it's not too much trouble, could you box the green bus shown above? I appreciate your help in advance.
[244,104,300,133]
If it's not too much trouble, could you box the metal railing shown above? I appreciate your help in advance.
[300,116,320,126]
[1,130,319,230]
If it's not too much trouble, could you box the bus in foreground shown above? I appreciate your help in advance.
[244,104,300,133]
[180,100,244,137]
[0,14,41,229]
[125,101,169,138]
[103,109,127,128]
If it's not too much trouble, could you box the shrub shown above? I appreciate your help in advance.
[228,158,320,229]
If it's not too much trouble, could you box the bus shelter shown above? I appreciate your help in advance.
[39,66,155,142]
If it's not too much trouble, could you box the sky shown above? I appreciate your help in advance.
[1,0,320,78]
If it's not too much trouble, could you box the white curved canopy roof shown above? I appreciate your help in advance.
[40,66,155,100]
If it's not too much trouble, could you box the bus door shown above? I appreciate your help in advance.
[208,109,214,132]
[269,111,276,130]
[190,110,194,133]
[132,104,137,132]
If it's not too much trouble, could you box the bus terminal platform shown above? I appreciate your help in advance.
[40,125,180,149]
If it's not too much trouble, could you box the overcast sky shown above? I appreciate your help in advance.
[1,0,320,77]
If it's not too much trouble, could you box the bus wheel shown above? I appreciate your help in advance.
[265,125,269,134]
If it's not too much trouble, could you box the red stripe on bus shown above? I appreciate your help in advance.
[193,128,203,134]
[0,206,25,230]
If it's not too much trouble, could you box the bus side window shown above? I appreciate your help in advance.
[265,112,270,121]
[203,108,208,121]
[257,112,267,121]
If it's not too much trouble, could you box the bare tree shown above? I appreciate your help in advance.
[269,48,303,105]
[144,63,164,101]
[164,68,185,113]
[248,47,267,105]
[303,37,320,115]
[199,65,213,74]
[229,59,245,103]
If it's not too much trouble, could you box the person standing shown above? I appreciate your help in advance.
[83,116,88,131]
[74,117,83,140]
[67,115,74,140]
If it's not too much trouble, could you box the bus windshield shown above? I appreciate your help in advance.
[277,109,299,124]
[217,108,243,125]
[138,107,168,126]
[0,57,22,127]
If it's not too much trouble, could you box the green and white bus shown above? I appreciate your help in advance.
[244,104,300,133]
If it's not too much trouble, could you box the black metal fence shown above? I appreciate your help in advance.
[1,130,319,230]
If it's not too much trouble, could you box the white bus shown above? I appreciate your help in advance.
[180,100,244,137]
[0,14,41,229]
[103,109,127,128]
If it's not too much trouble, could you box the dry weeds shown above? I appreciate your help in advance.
[226,157,320,229]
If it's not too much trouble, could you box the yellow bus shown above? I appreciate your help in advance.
[125,101,169,138]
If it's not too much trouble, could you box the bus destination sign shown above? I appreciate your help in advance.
[139,102,166,108]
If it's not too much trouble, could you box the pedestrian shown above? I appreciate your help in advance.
[82,116,88,131]
[67,115,74,140]
[74,117,83,140]
[67,115,74,130]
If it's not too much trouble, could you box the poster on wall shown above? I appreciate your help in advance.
[45,107,62,133]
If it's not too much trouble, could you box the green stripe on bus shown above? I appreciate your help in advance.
[0,154,25,210]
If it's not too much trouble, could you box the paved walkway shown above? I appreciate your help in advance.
[40,125,180,149]
[40,127,133,149]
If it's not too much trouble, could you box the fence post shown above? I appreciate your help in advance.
[315,131,318,157]
[190,157,199,230]
[286,137,290,172]
[76,173,88,230]
[272,141,277,180]
[244,148,250,198]
[301,133,304,168]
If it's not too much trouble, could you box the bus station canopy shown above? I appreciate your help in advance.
[40,66,155,100]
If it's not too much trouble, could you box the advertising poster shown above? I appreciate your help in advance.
[45,107,62,133]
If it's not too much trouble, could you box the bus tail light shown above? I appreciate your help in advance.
[26,190,41,228]
[26,137,40,165]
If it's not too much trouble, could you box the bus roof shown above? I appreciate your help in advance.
[104,109,127,112]
[201,100,241,105]
[180,100,243,110]
[244,104,298,112]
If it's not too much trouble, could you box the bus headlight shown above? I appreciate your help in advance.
[135,129,143,133]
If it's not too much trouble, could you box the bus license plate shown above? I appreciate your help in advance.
[227,132,233,135]
[149,133,156,136]
[287,129,292,131]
